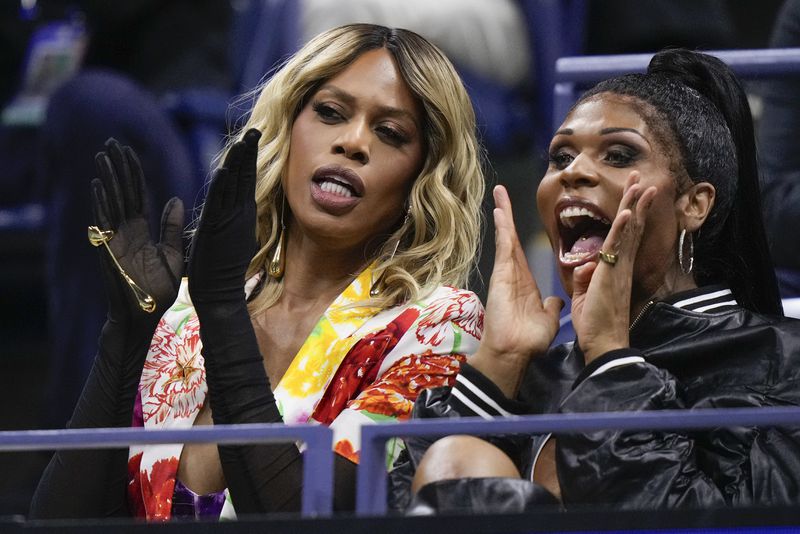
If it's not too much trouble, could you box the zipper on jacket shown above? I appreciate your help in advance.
[629,300,654,333]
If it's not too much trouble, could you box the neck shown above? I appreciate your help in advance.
[630,268,697,323]
[277,224,373,309]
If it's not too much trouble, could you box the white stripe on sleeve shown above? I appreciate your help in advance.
[450,388,494,420]
[456,373,514,417]
[588,356,646,378]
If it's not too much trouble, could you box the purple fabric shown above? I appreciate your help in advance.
[171,478,226,519]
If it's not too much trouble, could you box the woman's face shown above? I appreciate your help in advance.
[536,95,686,301]
[285,47,425,253]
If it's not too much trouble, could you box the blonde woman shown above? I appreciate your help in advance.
[31,24,484,520]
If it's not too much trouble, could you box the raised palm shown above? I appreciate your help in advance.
[90,139,185,323]
[482,186,562,362]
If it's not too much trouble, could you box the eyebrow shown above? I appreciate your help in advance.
[554,126,647,139]
[553,126,651,150]
[600,127,647,140]
[317,84,420,129]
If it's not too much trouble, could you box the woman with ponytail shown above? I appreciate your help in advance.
[392,48,800,512]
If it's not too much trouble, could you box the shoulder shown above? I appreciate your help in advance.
[417,286,484,317]
[402,286,484,349]
[158,274,263,328]
[416,286,484,334]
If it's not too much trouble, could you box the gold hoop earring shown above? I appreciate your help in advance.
[679,228,694,275]
[370,204,411,297]
[268,197,286,279]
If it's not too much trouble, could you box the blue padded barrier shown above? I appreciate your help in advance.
[520,0,587,151]
[552,47,800,141]
[0,423,334,517]
[355,406,800,516]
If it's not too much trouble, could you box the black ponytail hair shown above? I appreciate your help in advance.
[649,49,782,315]
[578,49,782,316]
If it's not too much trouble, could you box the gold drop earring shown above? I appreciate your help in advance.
[268,197,286,279]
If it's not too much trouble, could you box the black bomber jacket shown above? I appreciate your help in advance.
[389,286,800,511]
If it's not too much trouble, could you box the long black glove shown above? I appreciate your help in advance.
[187,129,357,514]
[187,129,270,427]
[29,140,185,519]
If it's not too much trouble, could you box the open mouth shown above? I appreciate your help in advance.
[557,203,612,266]
[315,176,360,198]
[312,166,364,199]
[310,165,364,214]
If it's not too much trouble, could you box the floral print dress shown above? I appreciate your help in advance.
[127,265,483,520]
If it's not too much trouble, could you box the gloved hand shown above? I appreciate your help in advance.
[187,128,261,311]
[30,140,186,519]
[186,128,271,421]
[91,138,185,327]
[185,128,297,513]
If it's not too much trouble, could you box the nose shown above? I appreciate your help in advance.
[333,119,370,165]
[559,153,599,189]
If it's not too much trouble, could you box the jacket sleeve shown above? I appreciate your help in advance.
[388,362,539,511]
[556,349,800,508]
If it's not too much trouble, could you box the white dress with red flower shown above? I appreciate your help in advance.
[127,265,483,520]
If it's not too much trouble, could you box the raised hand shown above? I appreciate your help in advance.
[471,185,563,398]
[31,141,185,520]
[187,128,262,310]
[569,172,657,363]
[91,139,185,324]
[185,128,273,429]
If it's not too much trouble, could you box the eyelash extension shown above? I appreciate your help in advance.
[377,125,408,146]
[547,148,573,169]
[312,101,341,120]
[606,146,640,166]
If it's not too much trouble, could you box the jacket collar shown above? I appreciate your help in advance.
[629,285,742,351]
[660,284,739,314]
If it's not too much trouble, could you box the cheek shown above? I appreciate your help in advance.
[535,175,552,216]
[373,147,423,198]
[375,168,415,209]
[536,174,559,237]
[286,119,323,187]
[289,115,315,153]
[636,196,679,265]
[286,125,305,176]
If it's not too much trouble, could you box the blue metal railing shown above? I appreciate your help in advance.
[0,423,334,517]
[5,407,800,518]
[552,47,800,140]
[355,406,800,516]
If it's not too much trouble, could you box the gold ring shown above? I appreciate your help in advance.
[598,250,618,266]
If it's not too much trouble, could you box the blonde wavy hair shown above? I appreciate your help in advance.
[216,23,484,314]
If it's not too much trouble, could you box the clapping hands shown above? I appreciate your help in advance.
[475,174,656,397]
